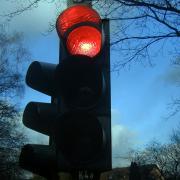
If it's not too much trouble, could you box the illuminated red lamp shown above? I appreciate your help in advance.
[66,26,101,58]
[56,5,102,58]
[56,5,101,36]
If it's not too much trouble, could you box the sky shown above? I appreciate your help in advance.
[1,0,180,168]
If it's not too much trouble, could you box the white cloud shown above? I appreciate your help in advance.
[111,108,138,167]
[112,124,137,167]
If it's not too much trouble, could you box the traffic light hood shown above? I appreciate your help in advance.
[26,61,57,96]
[23,102,57,135]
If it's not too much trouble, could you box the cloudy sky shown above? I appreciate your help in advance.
[1,1,180,168]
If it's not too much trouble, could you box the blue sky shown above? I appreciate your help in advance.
[1,1,180,168]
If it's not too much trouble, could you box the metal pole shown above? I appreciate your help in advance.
[67,0,92,7]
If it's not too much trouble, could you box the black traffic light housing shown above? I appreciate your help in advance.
[55,19,111,172]
[20,4,111,178]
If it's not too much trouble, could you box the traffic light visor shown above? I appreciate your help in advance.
[56,5,101,36]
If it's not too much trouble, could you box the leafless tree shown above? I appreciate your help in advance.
[165,126,180,179]
[0,25,30,179]
[94,0,180,70]
[128,126,180,179]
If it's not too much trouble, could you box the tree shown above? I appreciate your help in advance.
[0,25,30,179]
[166,126,180,179]
[96,0,179,69]
[128,126,180,179]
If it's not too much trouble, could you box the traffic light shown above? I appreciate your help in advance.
[19,4,111,178]
[55,4,111,172]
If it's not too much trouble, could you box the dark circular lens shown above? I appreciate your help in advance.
[56,56,103,109]
[54,113,104,164]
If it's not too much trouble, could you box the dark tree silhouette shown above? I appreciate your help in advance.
[0,25,30,179]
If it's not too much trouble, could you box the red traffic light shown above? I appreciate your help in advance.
[56,5,102,58]
[66,26,101,57]
[56,5,101,36]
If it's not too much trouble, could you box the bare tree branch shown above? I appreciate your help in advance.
[0,0,41,18]
[148,6,180,35]
[115,0,180,14]
[111,33,177,45]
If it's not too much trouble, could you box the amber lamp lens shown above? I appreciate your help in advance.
[57,5,101,36]
[66,26,101,58]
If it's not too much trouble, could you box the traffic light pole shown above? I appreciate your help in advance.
[67,0,92,7]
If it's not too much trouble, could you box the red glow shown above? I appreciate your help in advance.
[56,5,101,36]
[66,26,101,58]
